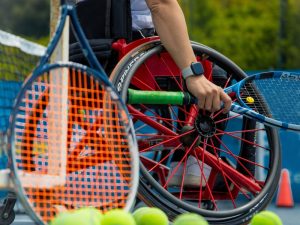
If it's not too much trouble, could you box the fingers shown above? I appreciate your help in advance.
[196,87,221,112]
[197,91,206,110]
[204,91,213,111]
[220,90,232,113]
[203,86,221,112]
[212,88,221,112]
[186,76,231,113]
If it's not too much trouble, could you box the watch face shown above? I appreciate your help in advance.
[191,62,203,75]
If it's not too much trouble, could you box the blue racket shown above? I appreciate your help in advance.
[127,71,300,131]
[6,2,139,224]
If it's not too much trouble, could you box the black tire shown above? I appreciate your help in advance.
[111,40,281,225]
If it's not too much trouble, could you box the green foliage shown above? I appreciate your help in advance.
[180,0,300,70]
[284,0,300,68]
[0,0,50,39]
[1,1,299,70]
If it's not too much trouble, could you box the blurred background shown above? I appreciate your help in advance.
[0,0,299,223]
[1,0,299,70]
[0,0,50,45]
[180,0,300,70]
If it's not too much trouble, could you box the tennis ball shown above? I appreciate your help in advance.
[133,207,168,225]
[49,212,70,225]
[50,211,87,225]
[173,213,209,225]
[75,207,103,225]
[250,210,283,225]
[50,207,102,225]
[102,209,136,225]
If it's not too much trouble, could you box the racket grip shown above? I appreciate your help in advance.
[127,89,197,105]
[183,92,198,105]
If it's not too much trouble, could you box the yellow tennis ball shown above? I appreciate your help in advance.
[133,207,168,225]
[173,213,209,225]
[49,212,70,225]
[250,210,283,225]
[50,207,102,225]
[102,209,136,225]
[75,207,103,225]
[50,211,87,225]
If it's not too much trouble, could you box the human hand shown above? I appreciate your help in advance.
[185,75,232,113]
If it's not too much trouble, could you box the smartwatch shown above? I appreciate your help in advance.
[181,62,204,79]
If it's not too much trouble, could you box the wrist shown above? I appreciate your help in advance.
[181,62,204,79]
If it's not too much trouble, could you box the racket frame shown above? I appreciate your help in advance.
[5,3,139,224]
[225,71,300,131]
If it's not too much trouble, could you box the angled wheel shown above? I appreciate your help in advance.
[111,40,281,224]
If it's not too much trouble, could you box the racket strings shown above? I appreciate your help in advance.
[13,67,133,222]
[243,78,300,124]
[240,82,272,117]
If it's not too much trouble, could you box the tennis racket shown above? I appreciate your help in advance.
[127,71,300,131]
[3,1,139,224]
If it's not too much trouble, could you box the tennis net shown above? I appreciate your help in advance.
[0,30,45,134]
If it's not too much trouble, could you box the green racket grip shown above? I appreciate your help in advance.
[127,89,197,105]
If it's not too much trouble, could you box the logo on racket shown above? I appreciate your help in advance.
[280,72,300,81]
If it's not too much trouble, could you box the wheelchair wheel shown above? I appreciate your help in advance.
[110,40,281,224]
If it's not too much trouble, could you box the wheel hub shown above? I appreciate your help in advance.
[179,114,217,147]
[195,114,216,138]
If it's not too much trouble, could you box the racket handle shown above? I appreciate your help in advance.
[127,89,197,105]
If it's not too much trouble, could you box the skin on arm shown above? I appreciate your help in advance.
[145,0,231,112]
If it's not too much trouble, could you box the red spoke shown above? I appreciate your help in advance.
[212,95,239,119]
[198,139,268,170]
[140,156,169,174]
[164,136,200,188]
[200,139,208,189]
[224,75,233,88]
[132,105,183,132]
[194,145,257,196]
[148,143,183,172]
[129,105,177,136]
[156,57,187,127]
[195,139,218,209]
[136,133,174,138]
[216,128,270,151]
[215,113,241,124]
[199,139,268,170]
[215,128,265,136]
[140,129,195,153]
[142,62,184,128]
[209,139,237,207]
[161,57,184,92]
[169,106,185,128]
[179,156,188,200]
[193,145,261,193]
[213,135,258,183]
[131,76,157,91]
[209,139,251,201]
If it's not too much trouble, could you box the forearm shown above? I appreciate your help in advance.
[145,0,196,69]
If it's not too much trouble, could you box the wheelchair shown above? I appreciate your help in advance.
[70,35,281,225]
